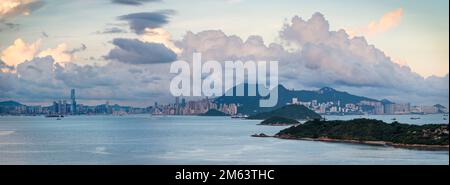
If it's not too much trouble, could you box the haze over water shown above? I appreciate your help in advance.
[0,114,448,165]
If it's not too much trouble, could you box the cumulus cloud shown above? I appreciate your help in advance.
[0,12,447,107]
[118,10,174,34]
[106,38,177,64]
[38,43,74,64]
[177,13,448,106]
[0,55,172,105]
[111,0,161,6]
[177,30,286,62]
[1,38,40,67]
[0,0,44,20]
[347,8,403,37]
[141,28,181,54]
[0,38,86,66]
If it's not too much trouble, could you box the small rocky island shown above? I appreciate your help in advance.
[259,116,299,126]
[273,118,449,150]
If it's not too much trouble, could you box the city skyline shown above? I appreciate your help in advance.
[0,0,448,107]
[1,85,447,116]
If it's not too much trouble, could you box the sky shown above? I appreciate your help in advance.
[0,0,448,107]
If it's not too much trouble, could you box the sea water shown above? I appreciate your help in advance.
[0,114,448,164]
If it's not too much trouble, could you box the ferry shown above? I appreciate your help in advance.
[45,114,64,118]
[231,114,248,119]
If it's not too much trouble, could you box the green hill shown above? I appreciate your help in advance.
[276,118,449,146]
[260,116,299,125]
[0,101,24,107]
[247,104,321,120]
[214,83,379,115]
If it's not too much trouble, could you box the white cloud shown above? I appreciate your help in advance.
[0,0,44,20]
[176,13,448,106]
[347,8,403,37]
[1,38,85,67]
[0,38,40,67]
[38,43,73,64]
[0,12,447,107]
[141,28,182,54]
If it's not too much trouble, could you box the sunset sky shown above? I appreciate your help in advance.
[0,0,448,106]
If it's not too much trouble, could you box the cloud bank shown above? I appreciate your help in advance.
[176,13,448,105]
[0,12,447,107]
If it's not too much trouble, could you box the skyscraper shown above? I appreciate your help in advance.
[71,89,77,114]
[175,97,180,115]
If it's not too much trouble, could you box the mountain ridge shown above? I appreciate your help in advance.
[214,83,380,115]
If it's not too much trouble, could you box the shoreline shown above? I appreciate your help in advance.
[253,134,449,151]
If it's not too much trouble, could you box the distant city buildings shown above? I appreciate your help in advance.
[288,97,447,115]
[0,89,448,116]
[151,97,238,116]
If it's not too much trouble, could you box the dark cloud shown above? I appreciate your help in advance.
[0,22,20,32]
[0,60,14,70]
[106,38,177,64]
[66,44,87,54]
[118,10,174,34]
[111,0,161,6]
[96,27,127,34]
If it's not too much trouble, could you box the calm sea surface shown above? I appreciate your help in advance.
[0,114,448,164]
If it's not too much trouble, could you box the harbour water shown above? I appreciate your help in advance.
[0,114,448,164]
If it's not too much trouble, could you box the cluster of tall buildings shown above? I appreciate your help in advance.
[51,89,77,115]
[290,98,448,115]
[1,89,447,116]
[152,97,238,116]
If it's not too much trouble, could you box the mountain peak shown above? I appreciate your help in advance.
[318,87,336,93]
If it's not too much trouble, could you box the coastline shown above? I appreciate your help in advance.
[253,134,449,151]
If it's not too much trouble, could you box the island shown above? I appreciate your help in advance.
[259,116,300,126]
[198,109,230,116]
[274,118,449,150]
[247,104,321,120]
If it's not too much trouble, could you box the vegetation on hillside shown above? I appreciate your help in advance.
[277,118,449,145]
[260,116,300,125]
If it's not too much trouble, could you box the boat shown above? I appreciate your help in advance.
[391,118,396,121]
[231,114,248,119]
[410,117,421,120]
[45,114,64,118]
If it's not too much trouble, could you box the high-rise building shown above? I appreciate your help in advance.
[175,97,180,115]
[53,101,59,114]
[70,89,77,114]
[384,103,395,115]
